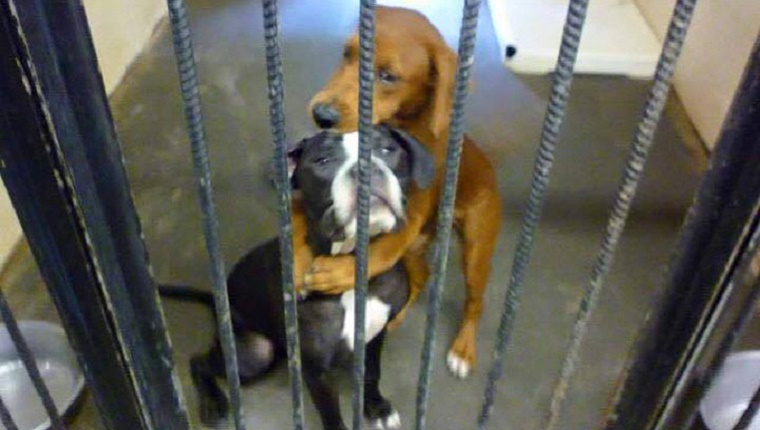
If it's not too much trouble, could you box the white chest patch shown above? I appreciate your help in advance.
[340,290,391,351]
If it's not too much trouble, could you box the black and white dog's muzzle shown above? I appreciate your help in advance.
[328,132,405,254]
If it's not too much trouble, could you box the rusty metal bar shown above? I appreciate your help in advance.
[415,1,482,429]
[261,0,306,428]
[164,1,245,429]
[542,1,699,428]
[477,0,590,426]
[353,1,377,429]
[603,32,760,430]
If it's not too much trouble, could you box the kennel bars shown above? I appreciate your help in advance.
[415,1,482,428]
[353,2,375,428]
[0,0,190,429]
[261,0,307,428]
[0,0,759,430]
[0,286,63,429]
[165,1,247,428]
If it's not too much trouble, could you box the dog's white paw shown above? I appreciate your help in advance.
[447,351,471,379]
[368,409,401,429]
[385,410,401,429]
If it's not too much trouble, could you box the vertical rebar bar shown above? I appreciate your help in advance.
[414,1,481,429]
[542,1,698,429]
[599,33,760,430]
[0,290,64,430]
[353,1,376,429]
[165,1,245,429]
[477,0,590,427]
[261,0,306,428]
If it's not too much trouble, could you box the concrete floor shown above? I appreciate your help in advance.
[5,0,750,429]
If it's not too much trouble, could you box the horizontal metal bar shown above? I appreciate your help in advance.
[603,32,760,430]
[0,287,64,429]
[164,1,245,429]
[260,0,306,428]
[415,1,482,429]
[477,0,590,427]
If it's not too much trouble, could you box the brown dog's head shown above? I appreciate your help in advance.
[309,6,457,138]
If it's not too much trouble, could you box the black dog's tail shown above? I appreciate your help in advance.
[158,284,215,310]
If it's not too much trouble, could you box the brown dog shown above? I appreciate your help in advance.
[293,6,502,379]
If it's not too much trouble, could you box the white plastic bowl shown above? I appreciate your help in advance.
[700,350,760,430]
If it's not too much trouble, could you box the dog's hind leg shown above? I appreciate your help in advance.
[236,332,276,384]
[192,333,275,426]
[191,350,230,427]
[304,365,346,430]
[364,331,400,429]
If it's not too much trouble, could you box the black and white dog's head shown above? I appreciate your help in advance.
[288,125,435,254]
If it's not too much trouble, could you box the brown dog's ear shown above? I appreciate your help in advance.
[428,42,457,139]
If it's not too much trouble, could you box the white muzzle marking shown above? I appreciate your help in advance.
[330,132,404,248]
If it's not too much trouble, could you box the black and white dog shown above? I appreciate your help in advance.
[160,125,434,430]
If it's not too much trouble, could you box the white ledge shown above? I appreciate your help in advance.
[487,0,661,78]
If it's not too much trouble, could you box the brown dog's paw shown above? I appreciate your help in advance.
[447,329,476,379]
[305,255,356,293]
[386,307,409,332]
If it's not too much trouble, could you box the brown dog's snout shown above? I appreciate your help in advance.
[312,102,341,129]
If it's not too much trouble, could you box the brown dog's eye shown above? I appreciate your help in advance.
[378,69,399,85]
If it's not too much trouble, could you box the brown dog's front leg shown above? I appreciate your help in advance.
[304,232,410,293]
[447,188,502,379]
[290,199,314,295]
[304,213,429,293]
[304,191,435,294]
[387,241,429,331]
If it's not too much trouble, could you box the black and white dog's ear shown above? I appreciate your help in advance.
[286,138,306,189]
[385,126,436,189]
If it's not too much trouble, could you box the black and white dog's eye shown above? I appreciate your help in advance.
[379,146,397,155]
[378,69,398,85]
[315,157,330,165]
